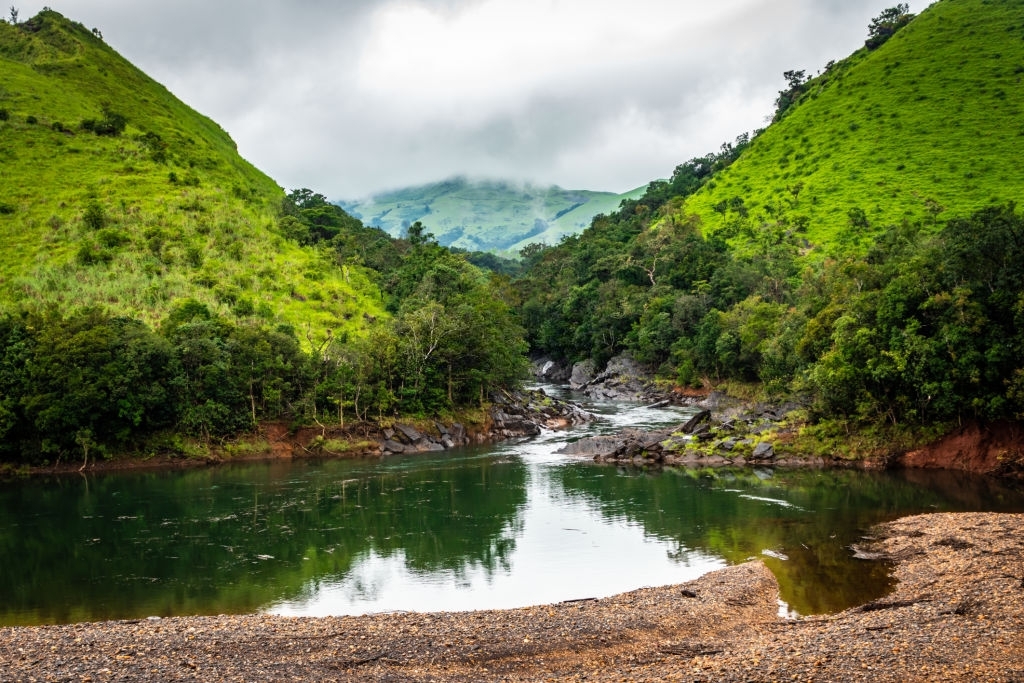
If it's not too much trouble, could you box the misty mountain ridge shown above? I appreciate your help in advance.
[340,177,647,254]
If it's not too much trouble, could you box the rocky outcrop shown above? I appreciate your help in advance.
[530,357,572,383]
[560,396,820,468]
[571,353,691,404]
[569,359,598,389]
[377,388,593,455]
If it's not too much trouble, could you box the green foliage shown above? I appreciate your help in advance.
[80,106,126,136]
[866,4,914,50]
[513,0,1024,437]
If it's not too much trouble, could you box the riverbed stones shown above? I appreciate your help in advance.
[5,513,1022,682]
[379,390,592,457]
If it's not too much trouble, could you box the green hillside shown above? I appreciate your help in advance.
[0,10,384,333]
[341,177,645,253]
[680,0,1024,254]
[515,0,1024,450]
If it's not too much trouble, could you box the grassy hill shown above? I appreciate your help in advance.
[0,11,384,334]
[679,0,1024,254]
[340,177,646,253]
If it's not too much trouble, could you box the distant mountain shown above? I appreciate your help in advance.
[340,178,646,253]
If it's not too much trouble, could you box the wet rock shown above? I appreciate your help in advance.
[681,409,712,434]
[570,359,598,389]
[382,439,406,454]
[558,436,627,458]
[395,424,422,443]
[532,357,572,382]
[749,442,775,461]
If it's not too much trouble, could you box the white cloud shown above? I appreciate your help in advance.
[14,0,939,197]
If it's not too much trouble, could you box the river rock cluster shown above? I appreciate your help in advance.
[379,388,593,456]
[559,393,821,468]
[533,354,681,404]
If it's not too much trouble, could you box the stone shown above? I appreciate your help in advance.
[570,359,598,389]
[395,424,422,443]
[680,410,712,434]
[382,439,406,454]
[750,442,775,460]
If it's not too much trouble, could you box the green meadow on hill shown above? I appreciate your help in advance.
[0,11,526,463]
[680,0,1024,255]
[0,10,383,335]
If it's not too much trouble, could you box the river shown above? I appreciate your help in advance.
[2,386,1023,626]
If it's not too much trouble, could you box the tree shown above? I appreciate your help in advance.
[866,4,914,50]
[8,6,18,25]
[773,70,809,121]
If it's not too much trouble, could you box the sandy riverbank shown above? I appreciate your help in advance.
[1,512,1022,681]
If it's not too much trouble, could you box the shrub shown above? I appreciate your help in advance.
[81,108,126,136]
[82,201,106,230]
[0,109,9,121]
[25,115,37,124]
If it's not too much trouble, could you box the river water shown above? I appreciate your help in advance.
[2,386,1023,626]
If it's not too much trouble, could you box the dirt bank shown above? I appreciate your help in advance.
[2,512,1022,682]
[898,419,1024,478]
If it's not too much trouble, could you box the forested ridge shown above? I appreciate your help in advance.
[513,0,1024,451]
[0,11,524,465]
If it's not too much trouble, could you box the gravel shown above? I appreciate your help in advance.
[2,512,1021,682]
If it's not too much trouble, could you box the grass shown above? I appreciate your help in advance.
[0,11,384,340]
[678,0,1024,257]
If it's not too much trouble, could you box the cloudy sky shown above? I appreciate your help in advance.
[17,0,934,199]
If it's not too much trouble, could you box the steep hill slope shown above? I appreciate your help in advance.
[681,0,1024,253]
[341,178,645,253]
[0,11,384,332]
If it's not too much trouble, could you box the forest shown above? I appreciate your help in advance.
[0,192,526,465]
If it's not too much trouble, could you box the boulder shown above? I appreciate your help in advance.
[570,359,598,389]
[749,442,775,461]
[531,357,572,382]
[680,410,712,434]
[395,424,422,444]
[382,439,406,454]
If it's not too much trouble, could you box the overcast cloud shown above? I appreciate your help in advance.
[16,0,935,198]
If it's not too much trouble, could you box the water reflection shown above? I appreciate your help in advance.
[2,389,1023,625]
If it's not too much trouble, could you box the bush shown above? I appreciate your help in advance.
[81,107,126,136]
[25,115,37,125]
[82,201,106,230]
[0,109,9,121]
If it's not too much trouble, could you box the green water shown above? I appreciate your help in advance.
[2,394,1023,626]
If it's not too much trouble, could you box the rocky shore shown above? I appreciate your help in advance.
[371,388,593,457]
[21,387,593,476]
[3,511,1021,682]
[557,390,819,468]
